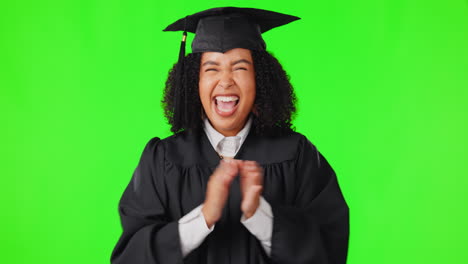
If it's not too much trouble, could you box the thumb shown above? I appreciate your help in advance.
[241,185,263,214]
[246,185,263,198]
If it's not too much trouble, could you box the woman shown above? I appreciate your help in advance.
[111,7,349,264]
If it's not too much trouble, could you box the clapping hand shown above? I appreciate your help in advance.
[202,159,264,228]
[239,160,263,219]
[202,159,239,228]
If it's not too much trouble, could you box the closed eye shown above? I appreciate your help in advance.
[235,67,248,71]
[205,68,218,72]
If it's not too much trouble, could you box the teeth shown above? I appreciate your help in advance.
[215,96,239,102]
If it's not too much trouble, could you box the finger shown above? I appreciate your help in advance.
[240,167,263,188]
[241,161,262,173]
[232,159,244,167]
[242,170,263,183]
[214,171,237,188]
[241,160,256,168]
[240,165,258,176]
[222,159,240,175]
[245,185,262,199]
[212,160,238,187]
[243,160,260,167]
[215,160,237,179]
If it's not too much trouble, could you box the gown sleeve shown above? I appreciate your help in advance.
[270,135,349,264]
[110,137,184,264]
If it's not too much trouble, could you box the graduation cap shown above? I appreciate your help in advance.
[164,7,300,54]
[162,7,300,129]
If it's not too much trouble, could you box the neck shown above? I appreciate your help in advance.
[206,118,250,137]
[213,124,244,137]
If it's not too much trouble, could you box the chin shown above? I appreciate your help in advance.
[209,116,246,136]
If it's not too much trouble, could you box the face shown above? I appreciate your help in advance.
[199,48,256,137]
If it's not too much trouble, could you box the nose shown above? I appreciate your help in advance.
[218,71,234,89]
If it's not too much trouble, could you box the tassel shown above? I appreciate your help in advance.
[173,22,188,130]
[180,31,189,126]
[179,31,187,63]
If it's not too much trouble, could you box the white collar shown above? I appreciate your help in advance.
[203,116,253,157]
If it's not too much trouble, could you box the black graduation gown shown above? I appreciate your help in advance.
[110,130,349,264]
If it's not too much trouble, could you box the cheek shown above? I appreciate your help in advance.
[199,72,218,89]
[198,77,211,101]
[199,91,211,108]
[198,77,219,112]
[236,73,256,103]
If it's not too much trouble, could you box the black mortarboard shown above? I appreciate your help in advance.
[164,7,300,53]
[162,7,300,129]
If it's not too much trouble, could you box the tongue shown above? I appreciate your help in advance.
[217,100,236,112]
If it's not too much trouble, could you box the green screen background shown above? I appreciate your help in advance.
[2,0,467,263]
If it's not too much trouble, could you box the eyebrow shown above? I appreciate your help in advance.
[201,61,220,67]
[201,59,252,67]
[231,59,252,66]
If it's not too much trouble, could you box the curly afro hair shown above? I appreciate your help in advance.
[161,50,297,136]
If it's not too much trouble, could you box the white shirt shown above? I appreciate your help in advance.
[178,116,274,257]
[203,116,252,158]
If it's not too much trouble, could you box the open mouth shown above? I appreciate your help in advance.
[213,95,240,116]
